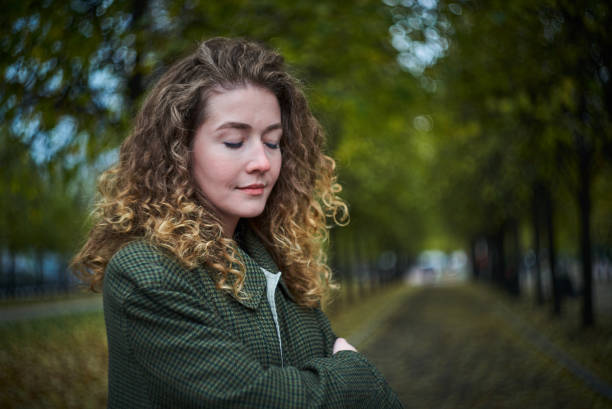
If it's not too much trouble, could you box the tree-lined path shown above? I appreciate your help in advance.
[362,284,612,409]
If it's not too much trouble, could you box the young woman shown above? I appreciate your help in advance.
[72,37,403,409]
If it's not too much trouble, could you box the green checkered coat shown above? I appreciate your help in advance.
[103,227,403,408]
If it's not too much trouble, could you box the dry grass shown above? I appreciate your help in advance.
[0,312,108,409]
[491,284,612,387]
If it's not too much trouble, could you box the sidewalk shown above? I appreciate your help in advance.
[0,295,102,323]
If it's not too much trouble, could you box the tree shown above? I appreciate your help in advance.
[2,0,430,290]
[387,0,612,325]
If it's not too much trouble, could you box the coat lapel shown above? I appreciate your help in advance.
[242,227,296,303]
[198,225,296,308]
[198,242,266,310]
[232,244,267,310]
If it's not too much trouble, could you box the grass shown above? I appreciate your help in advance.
[489,284,612,387]
[0,312,108,409]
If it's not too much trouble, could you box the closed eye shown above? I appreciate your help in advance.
[265,142,280,149]
[224,142,243,149]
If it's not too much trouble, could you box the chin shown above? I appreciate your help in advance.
[236,206,267,219]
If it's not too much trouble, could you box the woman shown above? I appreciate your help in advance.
[72,37,403,409]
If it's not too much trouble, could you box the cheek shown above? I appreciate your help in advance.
[200,167,233,190]
[271,155,283,184]
[192,153,232,191]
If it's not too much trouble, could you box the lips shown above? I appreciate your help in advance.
[237,184,266,195]
[238,184,265,189]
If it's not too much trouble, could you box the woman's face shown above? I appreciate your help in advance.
[191,84,283,236]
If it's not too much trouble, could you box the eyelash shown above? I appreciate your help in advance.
[223,142,280,149]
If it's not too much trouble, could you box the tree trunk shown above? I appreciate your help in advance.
[344,239,354,304]
[36,250,44,291]
[328,230,341,310]
[353,236,367,298]
[125,0,150,107]
[8,250,16,298]
[577,131,594,326]
[509,218,521,296]
[544,187,561,316]
[343,234,354,304]
[470,238,480,280]
[491,229,505,289]
[532,184,544,305]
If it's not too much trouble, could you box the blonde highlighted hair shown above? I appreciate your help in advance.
[71,37,348,308]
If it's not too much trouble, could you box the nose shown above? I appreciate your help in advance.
[246,142,271,173]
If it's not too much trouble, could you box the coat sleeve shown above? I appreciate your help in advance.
[314,307,404,408]
[119,282,403,409]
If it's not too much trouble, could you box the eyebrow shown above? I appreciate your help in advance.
[215,122,282,134]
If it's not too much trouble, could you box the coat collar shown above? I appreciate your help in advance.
[205,225,296,310]
[232,244,266,310]
[239,226,296,305]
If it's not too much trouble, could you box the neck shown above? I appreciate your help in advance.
[221,217,240,238]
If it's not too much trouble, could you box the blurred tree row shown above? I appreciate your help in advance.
[3,0,610,328]
[389,0,611,326]
[1,0,427,290]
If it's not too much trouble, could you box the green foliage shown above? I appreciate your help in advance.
[388,0,612,249]
[2,0,433,267]
[8,0,608,272]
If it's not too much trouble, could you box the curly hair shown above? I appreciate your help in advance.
[71,37,348,308]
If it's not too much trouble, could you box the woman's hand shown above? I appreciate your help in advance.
[333,337,358,354]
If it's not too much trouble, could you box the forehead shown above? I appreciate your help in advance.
[203,85,281,124]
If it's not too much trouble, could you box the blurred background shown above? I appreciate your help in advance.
[1,0,611,408]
